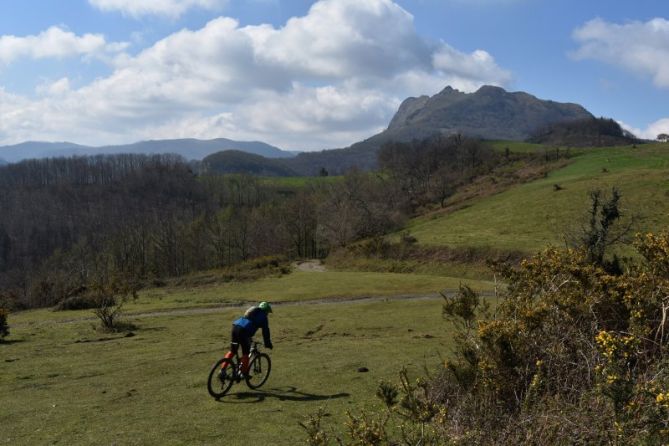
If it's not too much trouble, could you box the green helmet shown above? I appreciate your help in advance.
[259,301,273,313]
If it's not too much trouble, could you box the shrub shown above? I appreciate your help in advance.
[90,276,138,332]
[0,307,8,340]
[430,236,669,444]
[55,293,101,311]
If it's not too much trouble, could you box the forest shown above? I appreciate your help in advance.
[0,135,550,310]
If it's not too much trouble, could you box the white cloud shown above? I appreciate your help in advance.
[0,26,127,65]
[0,0,511,150]
[89,0,227,18]
[36,77,71,97]
[619,118,669,140]
[247,0,432,79]
[646,118,669,139]
[433,43,512,91]
[572,18,669,89]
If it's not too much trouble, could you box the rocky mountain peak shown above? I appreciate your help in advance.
[385,85,593,140]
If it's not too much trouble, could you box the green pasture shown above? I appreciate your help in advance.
[407,143,669,252]
[1,296,463,445]
[326,256,496,281]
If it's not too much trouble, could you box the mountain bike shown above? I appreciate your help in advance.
[207,342,272,399]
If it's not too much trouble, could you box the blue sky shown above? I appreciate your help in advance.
[0,0,667,150]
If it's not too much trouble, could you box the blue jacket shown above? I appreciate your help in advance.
[233,307,271,345]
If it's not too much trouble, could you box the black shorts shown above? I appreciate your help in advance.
[230,324,251,356]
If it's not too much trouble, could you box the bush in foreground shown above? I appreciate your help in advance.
[304,232,669,445]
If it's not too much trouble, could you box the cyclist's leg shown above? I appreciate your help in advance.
[239,333,252,374]
[222,325,241,369]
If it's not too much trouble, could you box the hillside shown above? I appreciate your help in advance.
[529,117,640,147]
[0,138,293,163]
[405,142,669,252]
[201,150,297,176]
[286,85,594,175]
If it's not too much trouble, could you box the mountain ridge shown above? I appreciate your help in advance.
[285,85,596,175]
[0,138,293,163]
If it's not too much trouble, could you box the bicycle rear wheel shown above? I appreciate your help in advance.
[245,353,271,389]
[207,358,235,399]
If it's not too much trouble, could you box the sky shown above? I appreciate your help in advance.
[0,0,668,150]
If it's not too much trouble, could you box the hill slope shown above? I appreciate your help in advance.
[529,117,639,147]
[406,143,669,252]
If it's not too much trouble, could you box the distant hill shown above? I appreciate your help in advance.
[528,117,640,147]
[285,144,376,176]
[0,158,7,166]
[286,85,594,175]
[0,138,293,163]
[201,150,297,177]
[0,142,90,163]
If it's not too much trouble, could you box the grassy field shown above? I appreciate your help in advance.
[407,143,669,252]
[1,296,463,445]
[10,270,494,326]
[2,268,496,444]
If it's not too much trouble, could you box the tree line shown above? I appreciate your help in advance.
[0,136,546,310]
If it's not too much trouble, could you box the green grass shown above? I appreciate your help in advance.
[2,297,466,445]
[326,256,496,281]
[407,143,669,252]
[11,270,495,326]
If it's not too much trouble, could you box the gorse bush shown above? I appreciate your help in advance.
[304,232,669,445]
[437,236,668,444]
[438,234,669,444]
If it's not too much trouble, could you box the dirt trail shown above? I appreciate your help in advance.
[15,262,498,326]
[293,259,326,272]
[16,289,498,326]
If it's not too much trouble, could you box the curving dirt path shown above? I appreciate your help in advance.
[15,289,498,327]
[65,289,495,323]
[14,260,498,326]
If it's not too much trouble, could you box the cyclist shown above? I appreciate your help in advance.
[223,301,273,376]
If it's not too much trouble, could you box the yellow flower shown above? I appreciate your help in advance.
[657,392,669,408]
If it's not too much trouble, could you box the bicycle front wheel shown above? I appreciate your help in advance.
[207,358,235,399]
[245,353,271,389]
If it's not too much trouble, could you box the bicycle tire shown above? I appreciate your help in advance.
[245,353,271,389]
[207,358,235,399]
